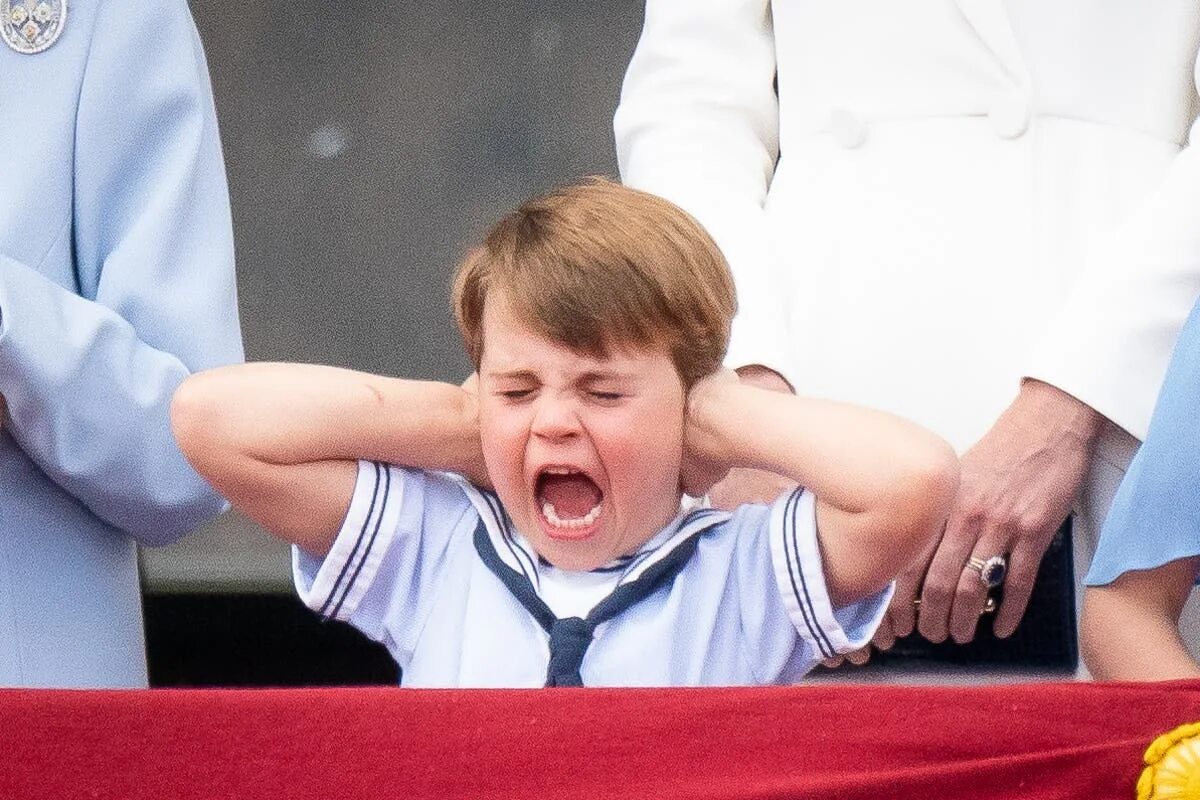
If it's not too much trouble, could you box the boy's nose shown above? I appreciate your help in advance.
[530,397,581,441]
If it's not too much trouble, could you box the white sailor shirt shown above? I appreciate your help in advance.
[293,461,891,687]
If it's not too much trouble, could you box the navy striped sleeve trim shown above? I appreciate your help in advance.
[318,462,385,617]
[767,488,893,662]
[298,460,403,623]
[777,489,834,659]
[326,463,393,619]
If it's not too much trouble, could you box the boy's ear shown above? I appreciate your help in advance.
[734,365,794,394]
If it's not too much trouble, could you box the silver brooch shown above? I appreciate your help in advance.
[1,0,66,54]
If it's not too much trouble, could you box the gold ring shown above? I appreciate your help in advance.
[912,596,997,615]
[965,555,1008,589]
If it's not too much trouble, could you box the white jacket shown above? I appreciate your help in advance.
[615,0,1200,450]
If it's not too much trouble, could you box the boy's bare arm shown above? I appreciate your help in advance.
[171,363,484,556]
[1081,558,1200,680]
[686,374,959,607]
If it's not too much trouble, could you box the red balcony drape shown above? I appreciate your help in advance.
[1,680,1196,799]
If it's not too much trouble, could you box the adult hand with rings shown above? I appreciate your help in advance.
[899,380,1101,645]
[848,540,999,665]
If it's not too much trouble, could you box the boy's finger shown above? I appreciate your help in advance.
[871,614,897,652]
[846,646,872,666]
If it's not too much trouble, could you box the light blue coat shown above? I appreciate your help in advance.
[0,0,243,686]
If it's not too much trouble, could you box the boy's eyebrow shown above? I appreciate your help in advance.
[576,369,638,384]
[485,368,639,383]
[486,369,539,381]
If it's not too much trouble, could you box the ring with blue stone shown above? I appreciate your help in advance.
[966,555,1007,589]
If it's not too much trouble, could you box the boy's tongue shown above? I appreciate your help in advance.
[539,473,602,519]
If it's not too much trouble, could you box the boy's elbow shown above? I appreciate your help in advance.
[170,372,227,473]
[844,444,957,597]
[892,441,960,551]
[921,442,960,520]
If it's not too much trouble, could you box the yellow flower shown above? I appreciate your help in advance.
[1139,722,1200,800]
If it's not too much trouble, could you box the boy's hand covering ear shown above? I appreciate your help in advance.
[680,369,740,498]
[703,367,798,510]
[458,373,493,490]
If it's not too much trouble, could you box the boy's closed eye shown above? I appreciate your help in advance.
[585,390,626,403]
[578,371,637,405]
[577,372,636,401]
[495,387,625,403]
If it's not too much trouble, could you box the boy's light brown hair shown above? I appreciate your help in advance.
[452,177,736,388]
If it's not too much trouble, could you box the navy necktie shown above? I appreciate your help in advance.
[472,518,702,687]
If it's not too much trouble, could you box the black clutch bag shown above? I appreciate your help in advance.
[868,518,1078,670]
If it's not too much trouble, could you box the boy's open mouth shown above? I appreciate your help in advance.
[535,466,603,534]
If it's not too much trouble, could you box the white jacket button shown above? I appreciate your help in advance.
[829,108,868,149]
[988,91,1030,139]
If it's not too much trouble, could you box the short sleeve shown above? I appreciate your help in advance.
[292,461,476,660]
[766,488,893,661]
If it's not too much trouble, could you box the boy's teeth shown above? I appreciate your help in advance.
[541,501,602,529]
